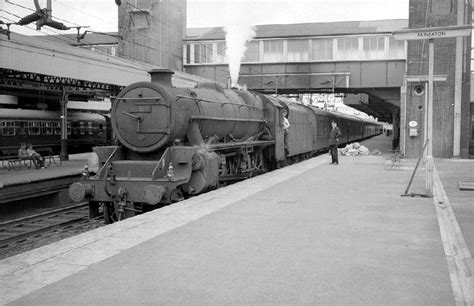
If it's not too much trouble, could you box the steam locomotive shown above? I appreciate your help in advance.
[69,69,382,223]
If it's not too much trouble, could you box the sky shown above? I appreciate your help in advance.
[1,0,409,36]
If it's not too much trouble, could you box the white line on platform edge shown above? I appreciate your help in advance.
[432,165,474,305]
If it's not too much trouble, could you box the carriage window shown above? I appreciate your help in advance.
[42,121,54,135]
[79,122,85,135]
[53,122,61,135]
[28,121,41,135]
[18,121,27,135]
[67,122,71,135]
[87,122,93,135]
[2,121,16,136]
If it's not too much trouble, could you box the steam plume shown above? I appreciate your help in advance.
[223,6,256,88]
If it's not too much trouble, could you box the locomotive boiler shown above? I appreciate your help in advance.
[69,69,382,223]
[69,69,278,223]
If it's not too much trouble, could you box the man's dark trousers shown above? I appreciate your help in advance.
[330,145,338,164]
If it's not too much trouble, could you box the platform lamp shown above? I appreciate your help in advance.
[59,88,69,161]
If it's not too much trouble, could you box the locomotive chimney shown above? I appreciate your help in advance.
[149,68,175,87]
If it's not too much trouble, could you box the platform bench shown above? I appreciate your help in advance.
[1,148,61,171]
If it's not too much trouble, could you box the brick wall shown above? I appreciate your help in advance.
[404,0,471,158]
[117,0,186,71]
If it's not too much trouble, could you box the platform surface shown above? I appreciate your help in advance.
[0,153,92,187]
[1,135,473,305]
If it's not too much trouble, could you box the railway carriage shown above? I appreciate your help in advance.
[0,109,109,156]
[69,69,382,223]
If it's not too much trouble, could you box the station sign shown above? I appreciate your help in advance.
[393,25,471,41]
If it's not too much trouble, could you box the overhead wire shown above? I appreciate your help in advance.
[1,12,156,72]
[1,3,115,54]
[6,0,225,65]
[4,0,232,76]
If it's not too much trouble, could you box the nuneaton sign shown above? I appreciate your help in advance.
[393,25,471,41]
[417,31,447,38]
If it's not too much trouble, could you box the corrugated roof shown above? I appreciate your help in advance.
[185,19,408,41]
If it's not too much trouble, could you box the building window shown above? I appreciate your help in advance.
[194,43,214,63]
[363,36,385,59]
[193,44,201,63]
[133,0,149,9]
[243,41,260,62]
[216,42,226,63]
[311,38,333,60]
[263,40,284,62]
[287,39,309,62]
[336,37,359,60]
[388,37,405,59]
[186,44,191,64]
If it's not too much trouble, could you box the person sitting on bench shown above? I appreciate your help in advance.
[18,143,29,159]
[26,143,44,169]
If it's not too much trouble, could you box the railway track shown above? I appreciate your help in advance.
[0,203,103,259]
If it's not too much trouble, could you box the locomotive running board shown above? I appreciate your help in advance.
[209,140,275,151]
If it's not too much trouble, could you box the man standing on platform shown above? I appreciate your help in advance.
[329,120,341,165]
[282,109,290,155]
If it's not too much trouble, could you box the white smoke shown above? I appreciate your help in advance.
[223,6,256,88]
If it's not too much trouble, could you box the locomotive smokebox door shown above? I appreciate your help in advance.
[112,82,172,153]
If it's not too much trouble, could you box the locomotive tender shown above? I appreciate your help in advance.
[69,69,382,223]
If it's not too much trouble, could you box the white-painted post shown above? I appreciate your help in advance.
[426,39,434,196]
[453,0,464,157]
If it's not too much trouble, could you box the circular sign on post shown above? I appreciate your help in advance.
[409,121,418,127]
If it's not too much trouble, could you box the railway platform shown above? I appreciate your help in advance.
[1,135,473,305]
[0,154,93,204]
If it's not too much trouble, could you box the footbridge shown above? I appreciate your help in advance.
[184,19,408,123]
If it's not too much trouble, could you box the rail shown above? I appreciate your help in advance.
[0,203,96,258]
